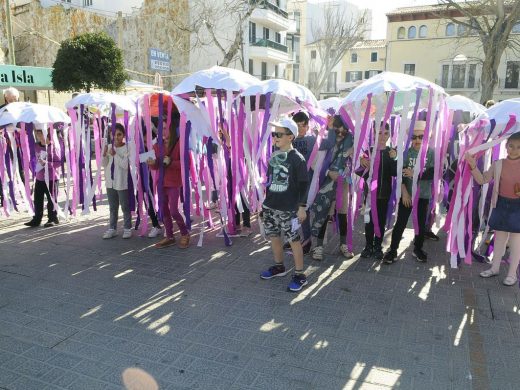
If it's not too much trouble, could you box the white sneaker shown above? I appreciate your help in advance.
[312,246,323,261]
[340,244,354,259]
[122,229,132,239]
[148,226,162,238]
[102,229,117,239]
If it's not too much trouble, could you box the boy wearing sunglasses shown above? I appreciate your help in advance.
[260,118,310,292]
[383,120,435,264]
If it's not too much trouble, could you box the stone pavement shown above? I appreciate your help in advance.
[0,202,519,390]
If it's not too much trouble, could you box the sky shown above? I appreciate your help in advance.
[347,0,442,39]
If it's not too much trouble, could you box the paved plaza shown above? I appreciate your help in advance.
[0,202,519,390]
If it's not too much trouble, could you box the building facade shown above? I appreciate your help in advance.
[340,39,386,93]
[386,4,520,103]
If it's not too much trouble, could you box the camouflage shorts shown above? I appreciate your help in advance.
[262,206,300,242]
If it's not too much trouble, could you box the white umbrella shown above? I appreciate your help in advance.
[478,97,520,125]
[446,95,485,116]
[238,78,319,114]
[172,66,260,95]
[343,71,445,103]
[0,102,70,126]
[318,97,342,113]
[65,92,136,114]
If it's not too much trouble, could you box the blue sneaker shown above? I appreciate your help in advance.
[288,274,308,292]
[260,265,288,280]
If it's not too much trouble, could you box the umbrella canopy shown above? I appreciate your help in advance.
[318,97,342,113]
[478,97,520,125]
[65,92,136,114]
[172,66,260,95]
[343,71,445,103]
[0,102,70,127]
[124,79,160,92]
[446,95,485,116]
[239,79,318,107]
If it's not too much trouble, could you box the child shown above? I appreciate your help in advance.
[260,118,309,292]
[24,126,61,228]
[147,112,190,249]
[358,123,397,259]
[310,115,354,260]
[383,120,434,263]
[291,111,316,253]
[102,123,132,239]
[466,132,520,286]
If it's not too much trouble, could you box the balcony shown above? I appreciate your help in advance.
[250,39,289,63]
[251,1,291,31]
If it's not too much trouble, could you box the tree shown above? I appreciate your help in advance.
[52,32,127,93]
[308,5,367,97]
[439,0,520,104]
[179,0,258,69]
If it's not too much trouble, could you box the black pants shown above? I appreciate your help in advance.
[390,198,429,251]
[317,213,347,240]
[146,192,160,228]
[365,198,390,249]
[235,193,251,228]
[33,179,57,223]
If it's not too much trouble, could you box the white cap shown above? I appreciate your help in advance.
[269,118,298,137]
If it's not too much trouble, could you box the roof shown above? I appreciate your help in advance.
[386,3,448,17]
[352,39,387,49]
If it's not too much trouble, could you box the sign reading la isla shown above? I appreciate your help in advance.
[0,65,53,89]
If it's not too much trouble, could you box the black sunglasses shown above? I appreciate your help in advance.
[272,132,292,138]
[411,135,424,140]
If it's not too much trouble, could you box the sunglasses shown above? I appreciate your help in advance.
[411,135,424,140]
[272,132,292,138]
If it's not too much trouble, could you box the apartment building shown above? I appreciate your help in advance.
[386,3,520,102]
[340,39,386,92]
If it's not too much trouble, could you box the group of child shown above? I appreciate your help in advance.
[21,108,520,292]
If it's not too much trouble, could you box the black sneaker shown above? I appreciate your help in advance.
[360,246,373,258]
[24,219,40,227]
[288,274,308,292]
[413,248,428,262]
[283,242,291,250]
[260,264,288,280]
[383,249,397,264]
[373,247,384,260]
[424,231,440,241]
[43,218,59,228]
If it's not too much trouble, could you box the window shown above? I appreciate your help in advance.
[441,64,449,88]
[287,35,293,53]
[351,53,358,63]
[294,11,301,33]
[368,70,379,78]
[275,32,281,44]
[468,64,477,88]
[263,27,269,40]
[419,25,427,38]
[370,52,378,62]
[249,22,256,43]
[404,64,415,76]
[311,50,316,59]
[446,23,455,36]
[364,71,370,79]
[261,62,267,81]
[274,65,279,79]
[293,64,300,83]
[346,71,362,82]
[513,22,520,33]
[457,24,466,36]
[83,0,92,6]
[326,72,337,92]
[397,27,405,39]
[505,61,520,89]
[451,64,466,88]
[408,26,416,39]
[249,59,254,76]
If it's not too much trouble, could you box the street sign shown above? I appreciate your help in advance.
[149,48,171,72]
[0,65,53,89]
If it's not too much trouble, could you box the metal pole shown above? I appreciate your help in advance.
[5,0,16,65]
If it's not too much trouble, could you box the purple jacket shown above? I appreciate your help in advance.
[35,142,61,182]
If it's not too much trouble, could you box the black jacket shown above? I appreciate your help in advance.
[357,147,397,199]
